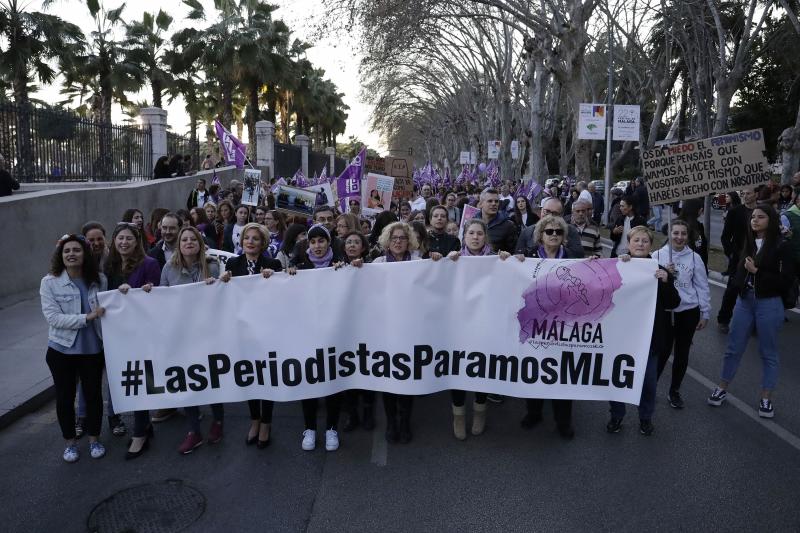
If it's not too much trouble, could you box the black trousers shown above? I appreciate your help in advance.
[383,393,413,419]
[526,399,572,426]
[302,394,342,430]
[718,254,740,324]
[343,389,375,410]
[659,307,701,391]
[248,400,274,424]
[451,390,487,407]
[45,347,104,439]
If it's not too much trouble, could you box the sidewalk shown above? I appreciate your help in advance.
[0,290,53,430]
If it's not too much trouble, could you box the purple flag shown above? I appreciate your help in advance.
[335,147,366,212]
[293,169,308,187]
[214,120,247,169]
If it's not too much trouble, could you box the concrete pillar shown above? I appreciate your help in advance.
[255,121,275,180]
[295,135,310,177]
[139,107,167,175]
[325,146,336,176]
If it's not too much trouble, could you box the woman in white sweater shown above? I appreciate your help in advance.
[651,219,711,409]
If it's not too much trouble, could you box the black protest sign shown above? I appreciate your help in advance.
[643,129,771,205]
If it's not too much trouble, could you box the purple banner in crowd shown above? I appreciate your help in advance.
[336,147,366,212]
[214,120,247,169]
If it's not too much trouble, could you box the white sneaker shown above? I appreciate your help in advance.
[63,444,79,463]
[301,429,316,451]
[89,441,106,459]
[325,429,339,451]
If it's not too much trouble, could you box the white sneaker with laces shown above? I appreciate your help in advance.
[325,429,339,451]
[301,429,316,451]
[89,441,106,459]
[63,445,79,463]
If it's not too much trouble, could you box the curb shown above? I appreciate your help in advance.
[0,378,55,431]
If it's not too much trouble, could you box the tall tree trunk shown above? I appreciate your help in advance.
[152,78,163,109]
[780,104,800,184]
[98,61,114,180]
[221,80,234,130]
[247,80,259,158]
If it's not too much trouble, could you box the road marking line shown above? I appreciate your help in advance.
[685,366,800,452]
[370,420,387,467]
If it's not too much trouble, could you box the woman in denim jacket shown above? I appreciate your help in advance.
[40,234,107,463]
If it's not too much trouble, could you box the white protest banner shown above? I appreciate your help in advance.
[460,151,471,165]
[206,248,237,272]
[488,140,501,160]
[612,105,640,142]
[242,169,261,206]
[511,140,520,160]
[99,257,657,412]
[578,104,606,140]
[643,129,771,205]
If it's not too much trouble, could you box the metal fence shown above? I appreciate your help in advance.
[167,132,201,173]
[0,101,152,183]
[274,142,302,179]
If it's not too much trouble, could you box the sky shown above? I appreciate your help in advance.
[29,0,384,152]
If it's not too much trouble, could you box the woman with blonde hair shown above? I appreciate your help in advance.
[335,213,361,239]
[159,226,222,454]
[220,223,282,448]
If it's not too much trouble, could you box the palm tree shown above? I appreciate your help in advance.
[124,9,174,108]
[0,0,84,178]
[66,0,139,178]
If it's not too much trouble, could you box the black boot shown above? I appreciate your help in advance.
[362,402,375,431]
[385,417,399,443]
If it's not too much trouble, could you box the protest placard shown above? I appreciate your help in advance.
[274,184,317,218]
[488,140,501,160]
[242,169,261,206]
[643,129,771,205]
[100,257,657,410]
[362,173,395,214]
[304,182,335,207]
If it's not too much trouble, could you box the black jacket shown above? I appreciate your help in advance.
[428,231,461,256]
[147,240,173,269]
[720,204,753,259]
[293,249,345,270]
[732,239,795,299]
[651,264,681,353]
[225,254,282,277]
[610,215,647,256]
[475,210,519,253]
[0,169,19,197]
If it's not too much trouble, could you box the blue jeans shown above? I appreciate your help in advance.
[609,348,659,421]
[721,292,784,390]
[647,205,663,229]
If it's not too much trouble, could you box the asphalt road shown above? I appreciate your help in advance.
[1,282,799,533]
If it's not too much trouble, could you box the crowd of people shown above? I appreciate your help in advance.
[39,173,800,463]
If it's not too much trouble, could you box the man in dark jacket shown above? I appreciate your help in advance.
[474,187,518,253]
[610,196,646,257]
[717,188,758,330]
[187,178,210,209]
[147,213,182,268]
[0,155,20,197]
[427,205,460,256]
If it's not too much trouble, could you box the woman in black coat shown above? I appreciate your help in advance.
[219,223,282,448]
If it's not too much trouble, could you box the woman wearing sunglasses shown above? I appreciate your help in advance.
[515,214,577,439]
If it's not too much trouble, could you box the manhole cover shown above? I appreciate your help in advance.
[87,479,206,533]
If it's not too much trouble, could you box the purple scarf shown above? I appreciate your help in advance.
[537,245,565,258]
[461,243,493,256]
[307,246,334,268]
